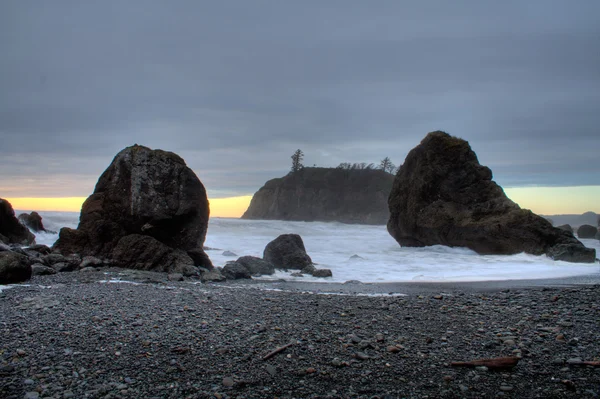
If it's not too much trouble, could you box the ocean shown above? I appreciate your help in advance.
[25,211,600,283]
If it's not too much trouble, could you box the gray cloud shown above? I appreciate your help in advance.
[1,0,599,198]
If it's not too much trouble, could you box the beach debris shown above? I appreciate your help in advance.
[450,356,520,370]
[170,346,191,354]
[566,359,600,367]
[262,341,294,361]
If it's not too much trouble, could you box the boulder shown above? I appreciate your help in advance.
[31,263,57,276]
[79,256,104,269]
[53,145,212,270]
[557,224,573,233]
[301,264,317,275]
[41,253,67,266]
[596,231,600,240]
[577,224,598,239]
[234,256,275,276]
[312,269,333,278]
[111,234,195,273]
[0,198,35,245]
[167,273,184,282]
[52,262,77,273]
[387,131,595,263]
[199,267,226,282]
[222,262,252,280]
[0,251,32,284]
[18,211,48,233]
[263,234,313,270]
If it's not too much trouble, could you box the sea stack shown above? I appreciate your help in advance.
[387,131,595,263]
[0,198,35,245]
[242,167,394,224]
[54,145,212,272]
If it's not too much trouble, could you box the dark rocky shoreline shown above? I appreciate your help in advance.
[2,270,600,398]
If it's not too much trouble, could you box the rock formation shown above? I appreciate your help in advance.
[577,224,598,239]
[54,145,212,273]
[18,211,50,233]
[263,234,313,270]
[242,167,394,225]
[387,131,595,263]
[263,234,332,277]
[0,198,35,245]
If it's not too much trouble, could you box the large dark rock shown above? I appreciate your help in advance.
[0,251,32,284]
[0,198,35,245]
[235,256,275,276]
[222,262,252,280]
[53,145,211,272]
[577,224,598,239]
[263,234,313,270]
[242,167,394,225]
[18,211,47,233]
[387,131,595,263]
[111,234,195,273]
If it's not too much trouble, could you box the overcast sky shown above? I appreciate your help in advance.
[1,1,599,198]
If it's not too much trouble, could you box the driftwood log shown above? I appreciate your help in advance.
[451,357,520,370]
[570,361,600,367]
[262,342,294,361]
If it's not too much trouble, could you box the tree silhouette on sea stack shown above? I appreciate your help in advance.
[290,149,304,173]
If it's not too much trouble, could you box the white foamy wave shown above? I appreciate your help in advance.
[15,210,78,248]
[22,212,600,283]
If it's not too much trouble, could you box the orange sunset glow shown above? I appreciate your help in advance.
[6,196,253,218]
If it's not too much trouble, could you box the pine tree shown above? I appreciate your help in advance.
[379,157,395,174]
[291,149,304,173]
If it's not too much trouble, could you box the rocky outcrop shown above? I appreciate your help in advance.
[54,145,211,273]
[0,198,35,245]
[263,234,313,270]
[387,131,595,263]
[18,212,49,233]
[577,225,598,239]
[242,167,394,225]
[260,234,332,277]
[0,251,32,284]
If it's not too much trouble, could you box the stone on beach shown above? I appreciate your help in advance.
[387,131,595,263]
[53,144,212,272]
[0,251,32,284]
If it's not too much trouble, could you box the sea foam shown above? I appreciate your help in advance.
[20,211,600,283]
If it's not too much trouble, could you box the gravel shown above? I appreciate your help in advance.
[1,268,600,398]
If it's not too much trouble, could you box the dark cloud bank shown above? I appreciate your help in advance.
[1,1,599,198]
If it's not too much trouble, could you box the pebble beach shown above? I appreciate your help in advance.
[2,269,600,398]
